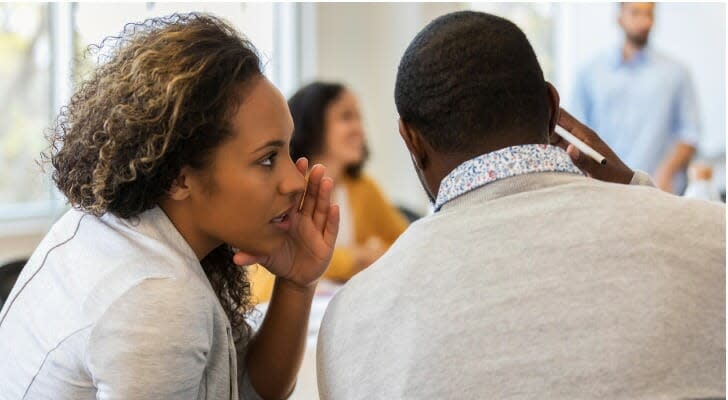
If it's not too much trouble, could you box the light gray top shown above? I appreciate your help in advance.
[0,207,263,400]
[318,172,726,399]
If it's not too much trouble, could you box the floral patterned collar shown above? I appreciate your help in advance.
[434,144,584,212]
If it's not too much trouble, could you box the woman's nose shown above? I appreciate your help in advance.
[279,157,306,198]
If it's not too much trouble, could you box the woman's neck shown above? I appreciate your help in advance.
[314,157,344,184]
[158,200,220,261]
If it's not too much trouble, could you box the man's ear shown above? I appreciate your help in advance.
[168,166,193,201]
[398,119,427,170]
[545,81,561,140]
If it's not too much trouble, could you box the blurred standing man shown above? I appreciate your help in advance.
[571,2,700,193]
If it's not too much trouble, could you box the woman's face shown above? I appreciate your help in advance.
[180,77,305,258]
[322,90,365,167]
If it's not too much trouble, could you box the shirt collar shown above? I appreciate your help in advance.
[434,144,584,212]
[612,44,650,68]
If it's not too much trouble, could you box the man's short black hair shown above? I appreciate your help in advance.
[395,11,549,154]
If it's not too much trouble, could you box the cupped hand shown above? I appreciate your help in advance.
[232,158,340,289]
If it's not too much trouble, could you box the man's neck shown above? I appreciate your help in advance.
[622,40,645,62]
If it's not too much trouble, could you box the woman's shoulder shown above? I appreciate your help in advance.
[100,275,215,320]
[82,258,217,326]
[18,208,212,319]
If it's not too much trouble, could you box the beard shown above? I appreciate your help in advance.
[627,32,649,48]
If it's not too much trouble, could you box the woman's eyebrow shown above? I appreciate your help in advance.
[253,139,285,152]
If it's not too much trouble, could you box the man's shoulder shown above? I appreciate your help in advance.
[646,48,691,78]
[571,178,725,225]
[647,47,685,66]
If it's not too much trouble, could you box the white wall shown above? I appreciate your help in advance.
[556,3,726,160]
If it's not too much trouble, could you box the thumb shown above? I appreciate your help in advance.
[232,251,268,267]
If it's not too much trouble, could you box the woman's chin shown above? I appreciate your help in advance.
[229,238,283,258]
[343,154,364,167]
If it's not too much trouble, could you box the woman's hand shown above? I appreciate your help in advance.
[232,158,340,289]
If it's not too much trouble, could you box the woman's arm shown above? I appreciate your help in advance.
[244,278,315,399]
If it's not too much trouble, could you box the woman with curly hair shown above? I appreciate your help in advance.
[0,13,338,400]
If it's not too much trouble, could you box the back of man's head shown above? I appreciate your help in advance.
[395,11,549,155]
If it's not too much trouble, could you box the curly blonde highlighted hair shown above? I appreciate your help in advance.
[44,13,262,342]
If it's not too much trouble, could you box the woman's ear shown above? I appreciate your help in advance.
[167,166,193,201]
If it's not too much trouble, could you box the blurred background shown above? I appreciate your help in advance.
[0,1,725,263]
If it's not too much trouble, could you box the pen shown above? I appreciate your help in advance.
[555,125,607,165]
[298,168,310,212]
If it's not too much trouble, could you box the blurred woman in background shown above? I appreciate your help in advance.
[250,82,409,302]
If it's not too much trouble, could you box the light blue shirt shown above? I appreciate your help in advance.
[570,46,700,189]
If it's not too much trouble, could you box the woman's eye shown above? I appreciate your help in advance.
[261,152,277,167]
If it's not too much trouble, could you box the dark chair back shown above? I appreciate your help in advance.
[0,259,27,305]
[397,205,423,224]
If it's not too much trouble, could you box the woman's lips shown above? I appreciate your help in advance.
[270,208,292,231]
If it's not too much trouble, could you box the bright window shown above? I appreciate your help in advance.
[0,4,55,219]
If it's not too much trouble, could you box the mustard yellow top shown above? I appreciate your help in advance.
[247,174,409,303]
